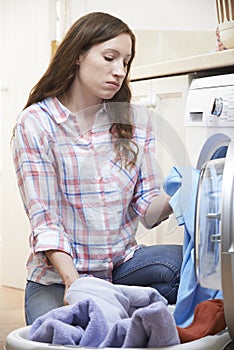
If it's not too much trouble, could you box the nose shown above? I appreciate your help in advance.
[112,60,126,77]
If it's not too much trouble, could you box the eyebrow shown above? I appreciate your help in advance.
[103,48,132,58]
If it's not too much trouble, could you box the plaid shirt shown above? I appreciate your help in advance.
[12,97,161,284]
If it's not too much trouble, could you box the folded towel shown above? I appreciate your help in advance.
[29,298,109,346]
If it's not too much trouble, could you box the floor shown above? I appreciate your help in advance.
[0,286,25,350]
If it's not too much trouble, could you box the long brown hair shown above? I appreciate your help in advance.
[23,12,138,168]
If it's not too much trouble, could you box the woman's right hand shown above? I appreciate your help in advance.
[45,250,80,305]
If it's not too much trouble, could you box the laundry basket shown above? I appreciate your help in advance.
[4,325,232,350]
[216,0,234,48]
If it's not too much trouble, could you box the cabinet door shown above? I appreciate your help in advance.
[130,80,156,245]
[130,75,191,245]
[130,79,152,103]
[151,75,191,176]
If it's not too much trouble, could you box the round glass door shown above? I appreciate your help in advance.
[195,140,234,342]
[195,158,225,290]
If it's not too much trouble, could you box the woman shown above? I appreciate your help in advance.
[12,12,182,325]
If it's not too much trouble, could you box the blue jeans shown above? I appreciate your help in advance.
[112,244,182,304]
[25,244,182,325]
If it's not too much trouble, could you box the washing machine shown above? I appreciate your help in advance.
[185,72,234,349]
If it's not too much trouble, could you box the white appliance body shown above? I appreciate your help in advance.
[185,73,234,345]
[185,73,234,169]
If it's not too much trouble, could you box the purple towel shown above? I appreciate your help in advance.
[29,298,109,346]
[123,301,180,348]
[30,278,180,347]
[66,276,168,325]
[100,302,180,348]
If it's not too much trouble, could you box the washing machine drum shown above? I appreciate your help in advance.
[195,140,234,342]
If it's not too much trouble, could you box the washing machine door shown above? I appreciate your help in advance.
[195,140,234,341]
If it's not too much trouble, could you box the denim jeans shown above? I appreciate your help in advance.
[112,244,183,304]
[25,244,182,325]
[25,281,65,325]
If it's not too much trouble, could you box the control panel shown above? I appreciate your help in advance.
[185,73,234,127]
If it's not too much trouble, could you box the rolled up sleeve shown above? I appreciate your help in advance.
[12,115,72,256]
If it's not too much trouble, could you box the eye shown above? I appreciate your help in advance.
[104,56,113,62]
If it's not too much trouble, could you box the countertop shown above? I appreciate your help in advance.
[130,49,234,81]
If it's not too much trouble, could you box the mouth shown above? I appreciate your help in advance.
[106,81,120,89]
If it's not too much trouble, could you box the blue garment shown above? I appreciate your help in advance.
[163,166,223,327]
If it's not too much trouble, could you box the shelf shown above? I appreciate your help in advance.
[130,49,234,81]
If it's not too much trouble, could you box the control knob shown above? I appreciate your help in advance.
[211,97,223,117]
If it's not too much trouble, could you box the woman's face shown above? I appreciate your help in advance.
[76,33,132,103]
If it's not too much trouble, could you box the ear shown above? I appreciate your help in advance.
[75,58,80,65]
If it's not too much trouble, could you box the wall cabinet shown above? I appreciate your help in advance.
[130,74,192,245]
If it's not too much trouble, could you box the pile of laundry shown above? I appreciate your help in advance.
[29,277,226,348]
[29,277,179,347]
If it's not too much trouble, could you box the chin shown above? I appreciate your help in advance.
[99,89,120,101]
[102,93,117,100]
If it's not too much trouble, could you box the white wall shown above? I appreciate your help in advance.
[0,1,3,285]
[69,0,218,65]
[0,0,218,289]
[0,0,53,288]
[70,0,217,31]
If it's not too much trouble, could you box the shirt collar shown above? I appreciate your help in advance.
[38,97,71,124]
[39,97,110,128]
